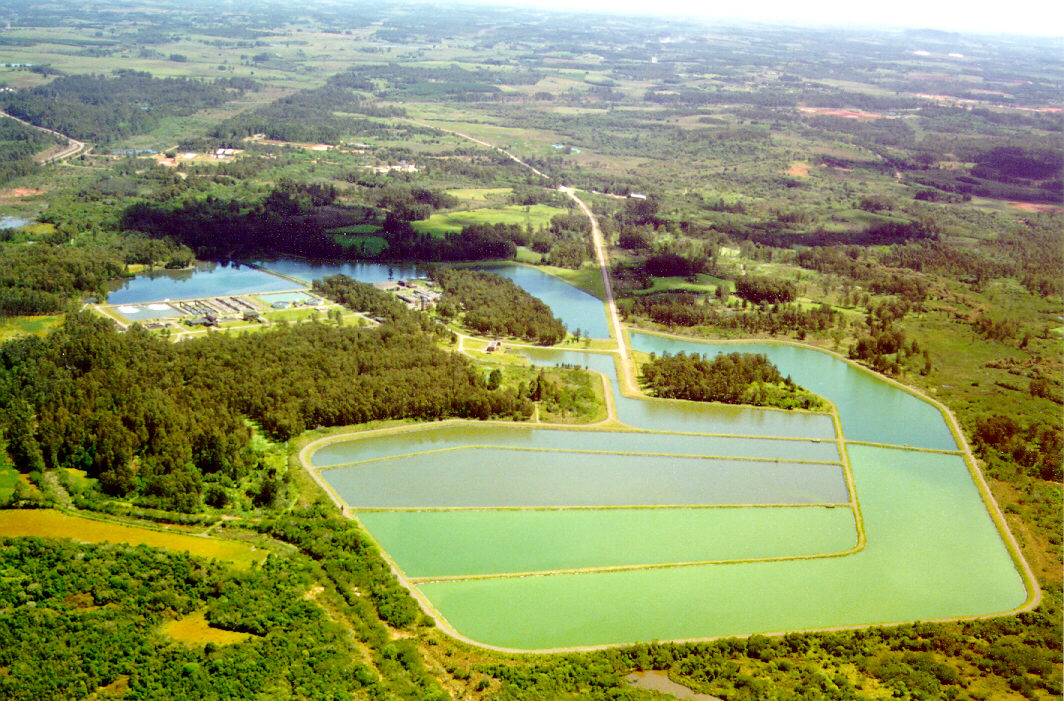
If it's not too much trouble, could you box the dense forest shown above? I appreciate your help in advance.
[431,267,567,344]
[0,117,58,186]
[0,310,529,509]
[0,533,441,700]
[121,182,349,260]
[641,350,827,410]
[1,71,255,143]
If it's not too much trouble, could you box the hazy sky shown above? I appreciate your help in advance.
[475,0,1064,37]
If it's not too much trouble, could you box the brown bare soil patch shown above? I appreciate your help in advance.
[799,107,887,120]
[244,135,333,151]
[786,162,809,177]
[0,188,45,198]
[1008,202,1061,213]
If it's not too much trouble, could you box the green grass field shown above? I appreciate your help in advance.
[412,204,567,236]
[330,224,383,235]
[331,232,388,255]
[0,465,18,499]
[632,273,730,296]
[0,315,64,343]
[161,609,254,646]
[446,187,513,202]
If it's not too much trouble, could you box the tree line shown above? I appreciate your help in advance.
[0,117,60,186]
[622,293,841,341]
[431,268,567,344]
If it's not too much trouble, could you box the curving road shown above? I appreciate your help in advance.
[0,109,88,163]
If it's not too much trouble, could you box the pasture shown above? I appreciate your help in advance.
[0,510,267,569]
[412,204,567,236]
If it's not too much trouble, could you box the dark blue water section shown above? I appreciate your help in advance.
[107,262,296,304]
[629,334,957,451]
[254,259,431,285]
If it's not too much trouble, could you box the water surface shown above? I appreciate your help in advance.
[361,507,857,577]
[630,334,957,450]
[518,347,836,438]
[472,264,609,339]
[419,447,1026,649]
[329,448,849,508]
[0,216,31,230]
[311,425,841,467]
[107,262,296,304]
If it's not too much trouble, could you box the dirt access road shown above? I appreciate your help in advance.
[1,109,89,163]
[559,185,636,389]
[421,122,636,387]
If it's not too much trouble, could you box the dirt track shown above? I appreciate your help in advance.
[416,119,636,388]
[0,109,89,163]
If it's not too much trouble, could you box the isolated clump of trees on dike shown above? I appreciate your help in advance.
[641,350,826,411]
[431,267,567,344]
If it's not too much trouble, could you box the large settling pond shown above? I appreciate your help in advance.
[113,258,1030,650]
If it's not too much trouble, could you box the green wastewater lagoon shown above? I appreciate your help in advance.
[359,506,858,578]
[288,265,1031,650]
[418,447,1026,649]
[326,448,849,507]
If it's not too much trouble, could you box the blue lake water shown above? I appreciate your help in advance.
[107,262,297,304]
[472,264,609,339]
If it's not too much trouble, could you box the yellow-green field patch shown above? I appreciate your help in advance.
[412,204,567,236]
[0,510,267,568]
[161,609,254,646]
[0,314,64,343]
[0,466,18,498]
[446,187,513,201]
